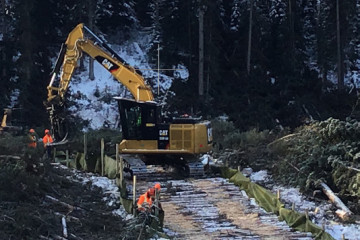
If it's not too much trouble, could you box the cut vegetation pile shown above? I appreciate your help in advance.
[269,117,360,214]
[0,136,126,240]
[212,117,360,215]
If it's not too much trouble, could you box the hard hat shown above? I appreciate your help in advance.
[29,129,35,133]
[45,129,50,134]
[148,188,155,196]
[154,183,161,190]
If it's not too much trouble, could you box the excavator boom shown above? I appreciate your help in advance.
[47,23,153,106]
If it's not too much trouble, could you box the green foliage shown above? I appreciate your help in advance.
[70,129,122,161]
[0,135,28,155]
[94,86,100,98]
[212,118,271,151]
[270,118,360,201]
[99,92,114,104]
[211,118,236,150]
[122,209,165,240]
[0,155,41,202]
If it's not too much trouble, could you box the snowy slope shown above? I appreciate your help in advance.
[67,33,188,130]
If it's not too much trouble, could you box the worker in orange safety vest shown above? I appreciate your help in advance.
[28,129,37,148]
[153,183,162,210]
[42,129,54,159]
[137,188,155,212]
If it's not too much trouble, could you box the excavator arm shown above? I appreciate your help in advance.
[46,23,154,141]
[47,23,153,105]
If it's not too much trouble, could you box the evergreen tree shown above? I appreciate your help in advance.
[0,0,16,110]
[13,0,55,127]
[316,0,336,86]
[96,0,137,39]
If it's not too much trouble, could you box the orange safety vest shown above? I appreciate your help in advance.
[28,135,37,148]
[137,193,153,209]
[43,134,53,147]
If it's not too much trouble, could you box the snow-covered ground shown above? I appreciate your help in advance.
[60,164,133,221]
[249,170,360,240]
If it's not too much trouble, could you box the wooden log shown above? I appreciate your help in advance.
[83,133,87,170]
[348,166,360,172]
[119,156,124,186]
[54,212,80,222]
[116,144,119,176]
[280,157,301,172]
[101,138,104,176]
[336,209,351,221]
[45,195,83,211]
[51,234,68,240]
[61,216,68,238]
[267,133,300,149]
[133,175,136,215]
[53,147,57,162]
[0,155,21,160]
[320,182,352,220]
[66,150,69,168]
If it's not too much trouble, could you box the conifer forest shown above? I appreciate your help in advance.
[1,0,360,130]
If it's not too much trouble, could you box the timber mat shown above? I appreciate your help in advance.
[216,166,334,240]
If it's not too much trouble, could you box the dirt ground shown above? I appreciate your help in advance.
[0,155,126,240]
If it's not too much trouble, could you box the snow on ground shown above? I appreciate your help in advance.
[249,170,360,240]
[60,164,134,221]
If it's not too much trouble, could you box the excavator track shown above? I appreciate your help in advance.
[121,154,207,181]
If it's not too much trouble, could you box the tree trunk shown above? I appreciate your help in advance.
[21,1,33,82]
[247,0,253,75]
[198,5,204,96]
[188,1,192,67]
[88,0,95,80]
[1,0,6,78]
[288,0,295,66]
[336,0,344,90]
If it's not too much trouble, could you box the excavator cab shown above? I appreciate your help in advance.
[116,97,213,155]
[116,98,159,141]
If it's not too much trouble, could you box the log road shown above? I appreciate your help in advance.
[132,176,313,240]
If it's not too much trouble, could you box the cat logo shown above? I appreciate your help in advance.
[159,129,169,140]
[102,59,114,70]
[159,130,168,136]
[95,56,119,73]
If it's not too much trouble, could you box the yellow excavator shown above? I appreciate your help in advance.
[0,108,25,136]
[46,23,212,175]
